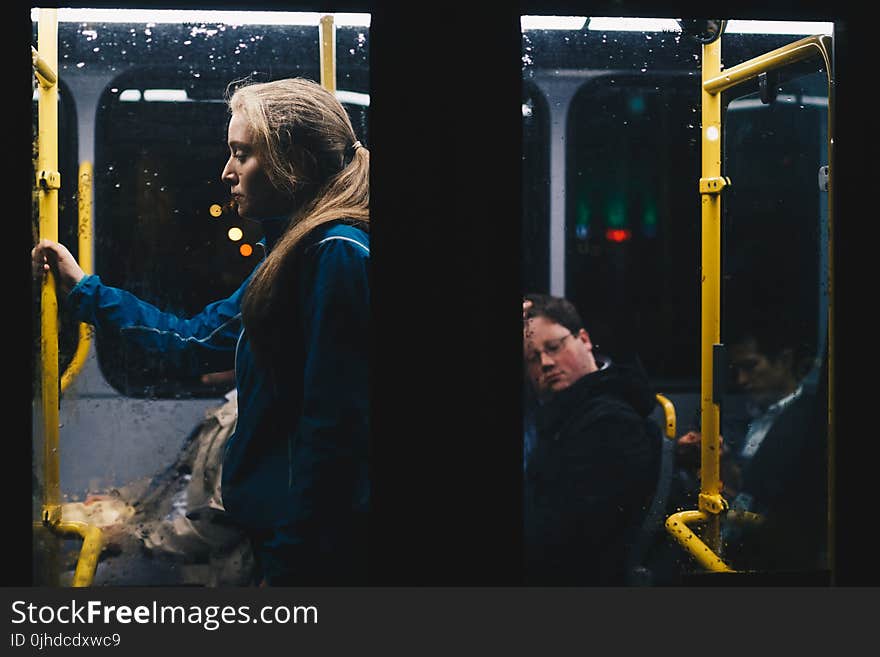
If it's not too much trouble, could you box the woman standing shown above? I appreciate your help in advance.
[33,78,370,585]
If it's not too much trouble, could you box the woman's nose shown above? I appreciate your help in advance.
[221,159,236,184]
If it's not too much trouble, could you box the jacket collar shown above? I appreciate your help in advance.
[256,215,291,254]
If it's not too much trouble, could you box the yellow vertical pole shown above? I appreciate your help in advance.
[699,38,725,551]
[319,14,336,93]
[37,7,61,525]
[60,162,94,393]
[34,10,103,589]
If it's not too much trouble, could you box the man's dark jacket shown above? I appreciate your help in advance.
[524,359,660,585]
[728,389,828,573]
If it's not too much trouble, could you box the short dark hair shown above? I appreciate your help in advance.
[724,280,817,378]
[524,293,585,335]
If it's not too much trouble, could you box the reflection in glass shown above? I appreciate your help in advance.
[719,65,830,573]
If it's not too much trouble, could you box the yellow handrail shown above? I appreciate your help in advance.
[60,162,94,393]
[696,35,726,553]
[52,521,104,587]
[34,7,101,587]
[666,32,833,575]
[655,394,677,440]
[665,511,734,573]
[703,35,832,96]
[319,15,336,93]
[36,7,61,527]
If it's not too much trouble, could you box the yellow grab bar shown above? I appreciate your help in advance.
[34,8,100,586]
[655,394,677,440]
[319,15,336,93]
[703,35,832,96]
[60,162,94,393]
[36,7,61,524]
[697,36,725,552]
[667,32,833,576]
[52,521,104,587]
[665,511,734,573]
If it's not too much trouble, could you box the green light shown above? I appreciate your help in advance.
[606,195,626,229]
[577,197,591,227]
[628,94,646,115]
[644,202,657,227]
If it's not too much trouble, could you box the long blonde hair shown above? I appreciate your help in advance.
[228,78,369,366]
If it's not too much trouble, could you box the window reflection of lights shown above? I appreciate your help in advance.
[31,9,370,26]
[227,227,244,242]
[587,17,681,32]
[118,89,141,102]
[726,20,833,35]
[209,204,223,218]
[606,228,632,243]
[143,89,189,102]
[336,90,370,107]
[239,243,253,257]
[522,103,533,118]
[521,16,588,30]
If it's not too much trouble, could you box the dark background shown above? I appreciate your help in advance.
[12,0,876,589]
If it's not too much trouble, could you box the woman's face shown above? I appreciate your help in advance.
[221,112,290,220]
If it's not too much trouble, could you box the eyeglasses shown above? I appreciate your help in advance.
[525,333,573,366]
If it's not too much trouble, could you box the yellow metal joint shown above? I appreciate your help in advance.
[32,46,58,87]
[37,170,62,190]
[42,504,62,526]
[699,492,728,515]
[699,176,730,195]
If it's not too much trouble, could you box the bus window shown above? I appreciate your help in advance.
[566,75,701,381]
[521,22,704,387]
[58,16,371,398]
[522,80,550,294]
[720,53,830,575]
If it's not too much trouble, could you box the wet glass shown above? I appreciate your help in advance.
[31,9,369,586]
[719,50,831,575]
[522,21,704,385]
[34,12,369,398]
[521,16,833,585]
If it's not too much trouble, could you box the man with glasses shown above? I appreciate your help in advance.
[523,293,660,585]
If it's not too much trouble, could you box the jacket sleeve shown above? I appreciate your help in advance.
[263,235,370,582]
[65,272,251,375]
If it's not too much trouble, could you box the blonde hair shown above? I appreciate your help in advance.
[227,78,369,366]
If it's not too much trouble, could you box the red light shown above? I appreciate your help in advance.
[605,228,632,243]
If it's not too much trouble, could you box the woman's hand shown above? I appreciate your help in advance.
[32,239,85,296]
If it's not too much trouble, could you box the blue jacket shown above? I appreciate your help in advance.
[67,220,370,579]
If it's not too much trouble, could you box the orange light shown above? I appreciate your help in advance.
[209,204,223,218]
[239,243,253,257]
[605,228,632,243]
